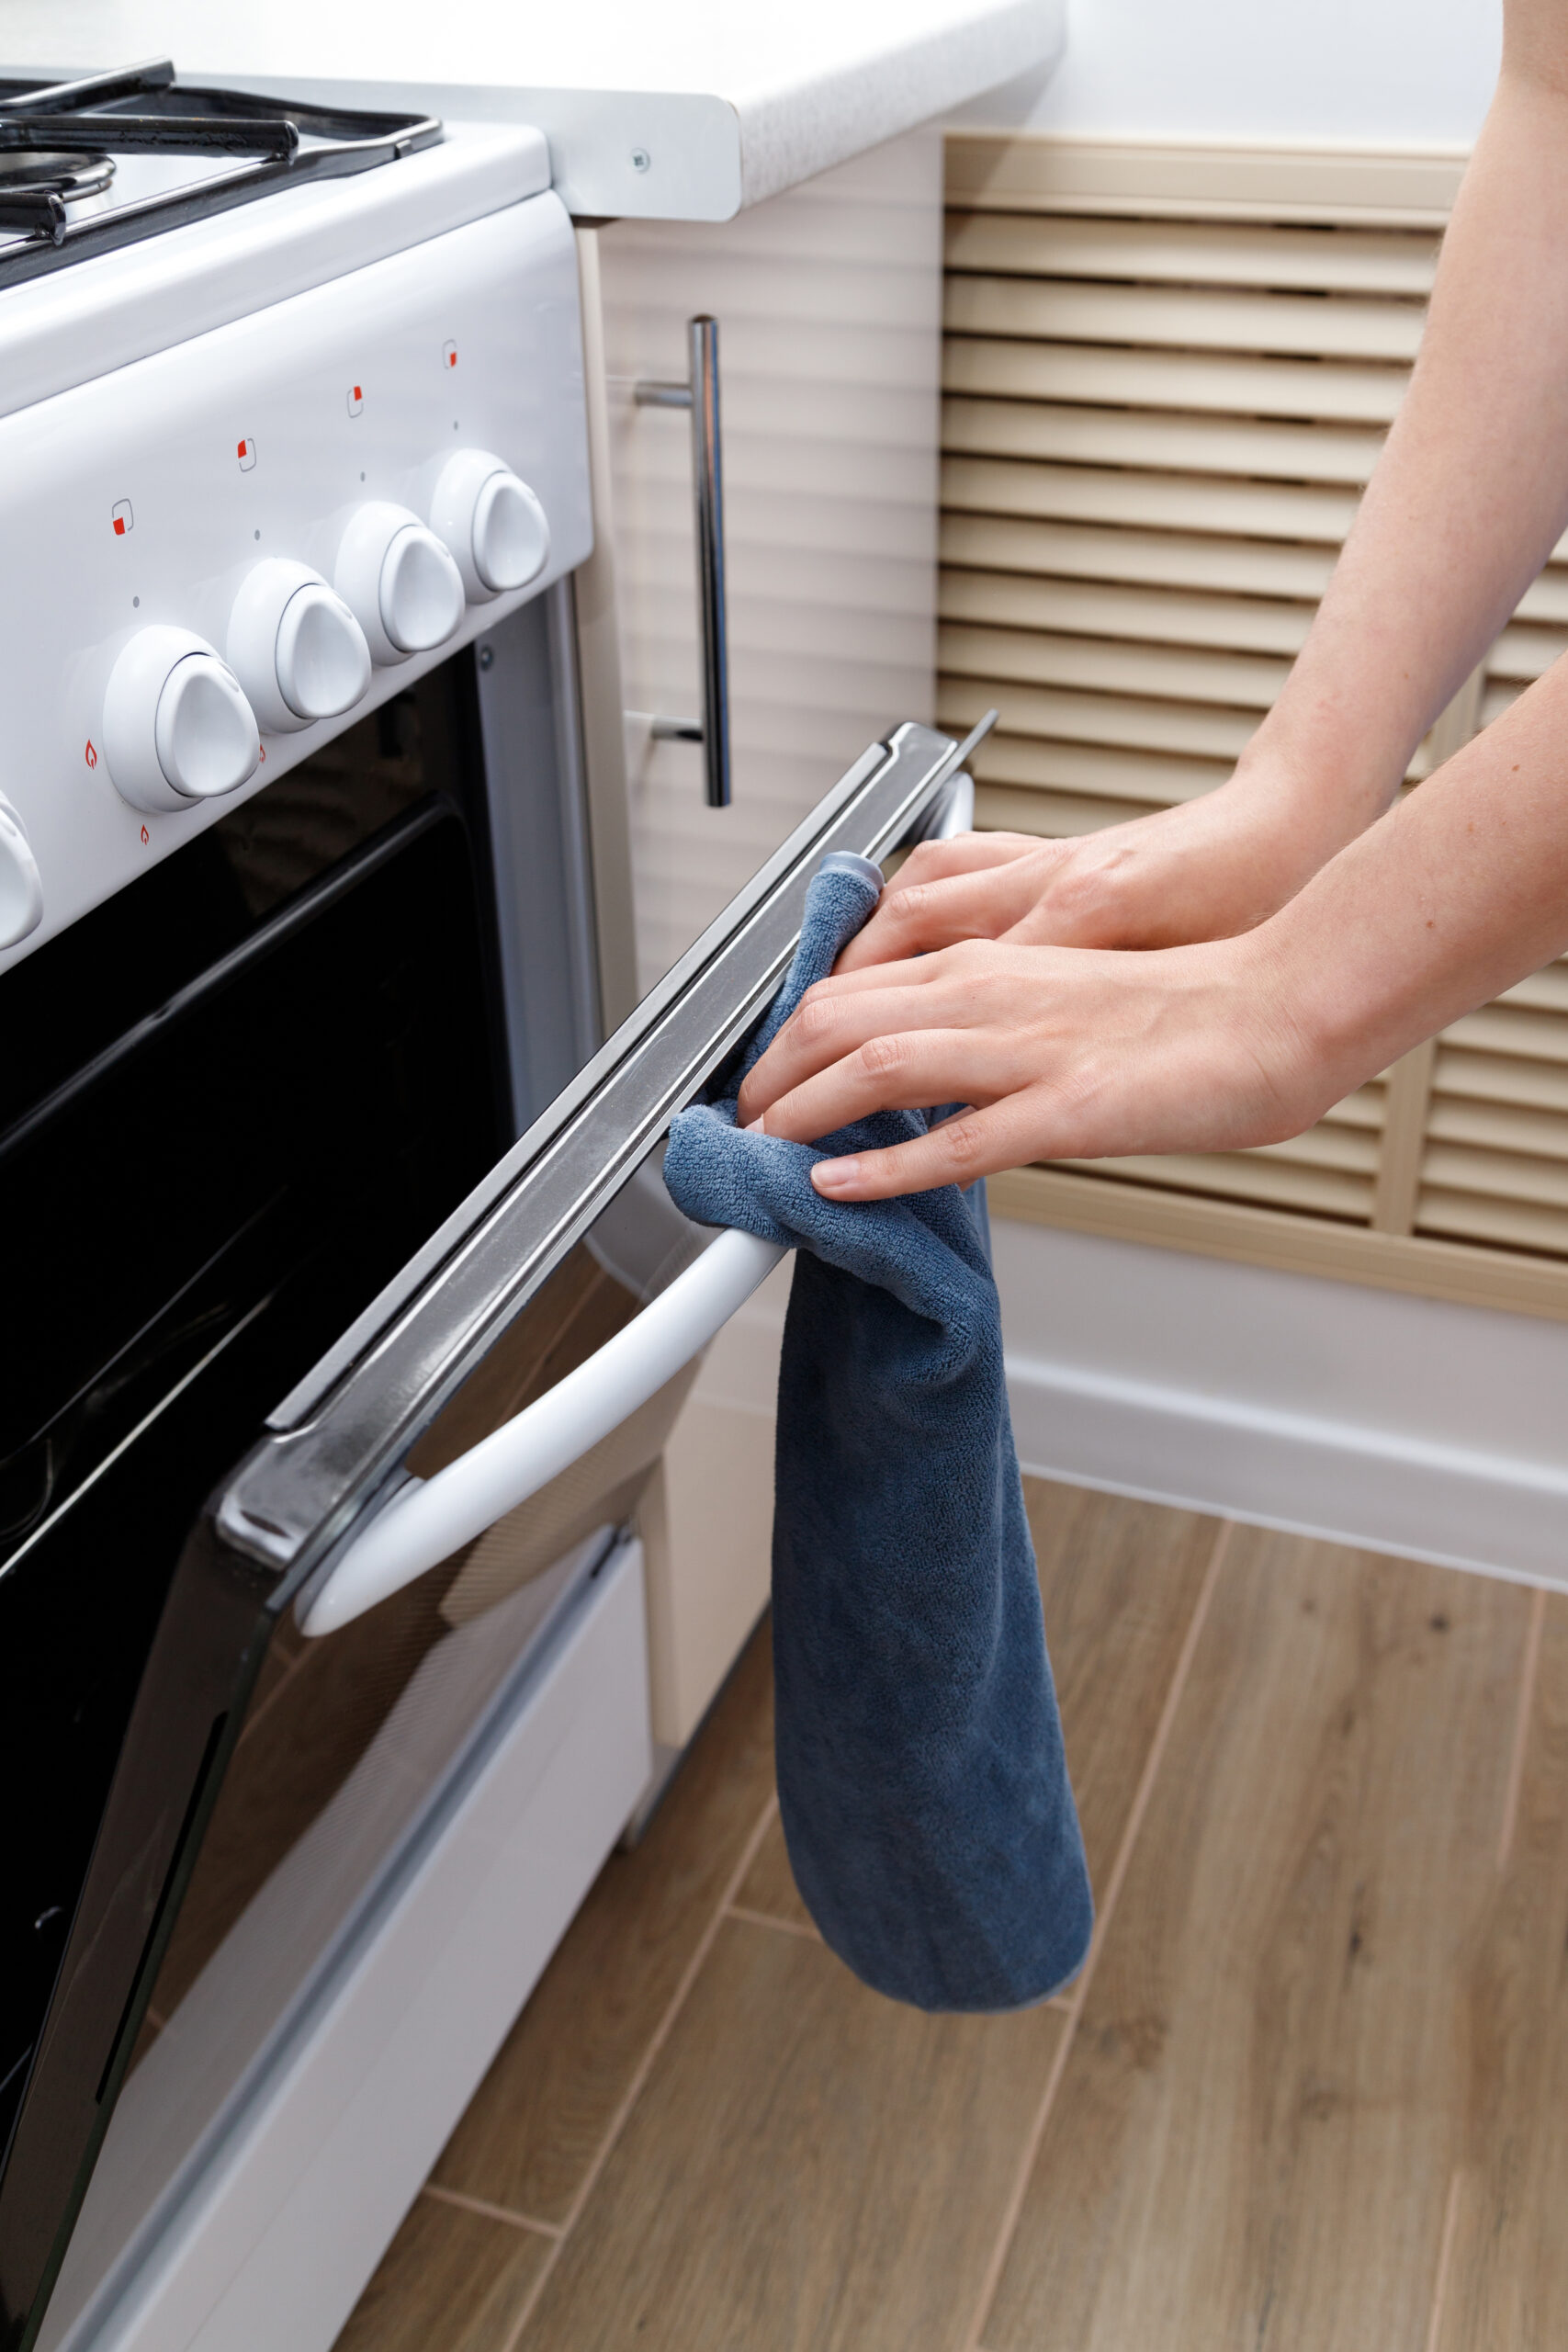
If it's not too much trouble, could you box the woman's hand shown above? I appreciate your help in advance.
[735,928,1327,1201]
[835,761,1359,976]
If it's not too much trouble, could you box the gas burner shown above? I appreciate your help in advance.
[0,58,440,275]
[0,147,115,243]
[0,150,114,199]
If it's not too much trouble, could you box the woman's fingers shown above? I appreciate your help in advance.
[836,851,1048,973]
[751,1028,1027,1146]
[811,1098,1042,1199]
[738,967,976,1124]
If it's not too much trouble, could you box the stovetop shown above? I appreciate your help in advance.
[0,57,442,286]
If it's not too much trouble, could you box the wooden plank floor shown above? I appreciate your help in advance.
[333,1478,1566,2352]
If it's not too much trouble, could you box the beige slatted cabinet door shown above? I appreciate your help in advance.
[940,136,1568,1283]
[594,130,943,1000]
[589,138,944,1755]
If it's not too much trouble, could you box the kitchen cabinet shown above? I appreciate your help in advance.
[577,128,946,1749]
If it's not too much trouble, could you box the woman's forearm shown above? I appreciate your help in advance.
[738,649,1568,1197]
[1242,36,1568,842]
[1263,649,1568,1108]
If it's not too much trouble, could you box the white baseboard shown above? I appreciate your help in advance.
[995,1219,1568,1590]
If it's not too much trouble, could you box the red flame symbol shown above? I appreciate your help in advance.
[85,739,97,768]
[141,825,149,843]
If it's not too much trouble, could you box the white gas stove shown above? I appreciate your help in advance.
[0,59,592,967]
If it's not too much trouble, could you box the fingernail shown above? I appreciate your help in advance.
[744,1114,765,1134]
[812,1158,860,1193]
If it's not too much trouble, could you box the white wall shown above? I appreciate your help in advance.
[956,0,1501,148]
[995,1220,1568,1590]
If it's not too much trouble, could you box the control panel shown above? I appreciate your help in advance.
[0,192,592,964]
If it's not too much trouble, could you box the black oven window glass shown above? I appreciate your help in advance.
[0,685,506,2223]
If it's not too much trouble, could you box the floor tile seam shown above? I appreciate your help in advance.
[725,1901,822,1941]
[496,1788,783,2351]
[1083,1514,1235,1954]
[955,1514,1234,2352]
[419,2181,564,2238]
[1422,2166,1464,2352]
[1496,1583,1548,1869]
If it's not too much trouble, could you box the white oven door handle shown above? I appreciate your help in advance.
[302,1227,785,1636]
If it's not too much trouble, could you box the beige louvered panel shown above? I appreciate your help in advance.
[936,141,1568,1295]
[1412,959,1568,1258]
[943,213,1442,295]
[940,569,1315,658]
[944,337,1411,424]
[942,134,1466,229]
[942,396,1386,486]
[1476,571,1568,741]
[1433,1046,1568,1115]
[945,276,1427,363]
[942,454,1360,545]
[1515,570,1568,626]
[1416,1191,1568,1255]
[940,513,1340,601]
[1488,620,1568,683]
[1426,1097,1568,1159]
[938,198,1431,1225]
[1064,1148,1375,1222]
[1496,964,1568,1014]
[964,736,1230,835]
[940,622,1291,711]
[938,673,1257,763]
[1479,679,1522,729]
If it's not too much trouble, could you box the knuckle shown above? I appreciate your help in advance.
[899,842,943,882]
[941,1118,987,1170]
[793,993,841,1046]
[859,1031,908,1079]
[879,879,931,933]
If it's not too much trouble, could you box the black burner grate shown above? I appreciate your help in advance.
[0,58,441,278]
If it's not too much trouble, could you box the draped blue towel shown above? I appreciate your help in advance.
[662,853,1093,2012]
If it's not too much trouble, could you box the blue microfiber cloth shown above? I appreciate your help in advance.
[662,852,1093,2012]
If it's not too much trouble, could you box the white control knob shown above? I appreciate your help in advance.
[228,559,371,734]
[0,793,43,950]
[102,627,261,815]
[333,503,465,666]
[431,449,550,603]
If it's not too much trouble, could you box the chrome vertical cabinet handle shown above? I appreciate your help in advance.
[636,315,732,808]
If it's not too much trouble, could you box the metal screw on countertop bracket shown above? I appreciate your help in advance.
[630,147,651,173]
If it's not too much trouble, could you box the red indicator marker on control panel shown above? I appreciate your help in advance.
[111,499,132,537]
[442,340,457,369]
[347,384,363,415]
[238,436,257,471]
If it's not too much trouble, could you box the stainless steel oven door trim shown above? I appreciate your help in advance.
[300,1227,785,1634]
[216,715,990,1598]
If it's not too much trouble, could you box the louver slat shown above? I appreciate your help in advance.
[942,454,1361,544]
[939,568,1316,658]
[943,213,1443,295]
[944,276,1428,362]
[939,513,1340,601]
[942,395,1388,485]
[943,336,1412,424]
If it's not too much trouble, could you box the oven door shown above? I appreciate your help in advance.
[6,717,976,2352]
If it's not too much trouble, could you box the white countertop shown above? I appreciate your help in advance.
[0,1,1063,217]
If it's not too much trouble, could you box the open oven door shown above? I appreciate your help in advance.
[12,718,978,2352]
